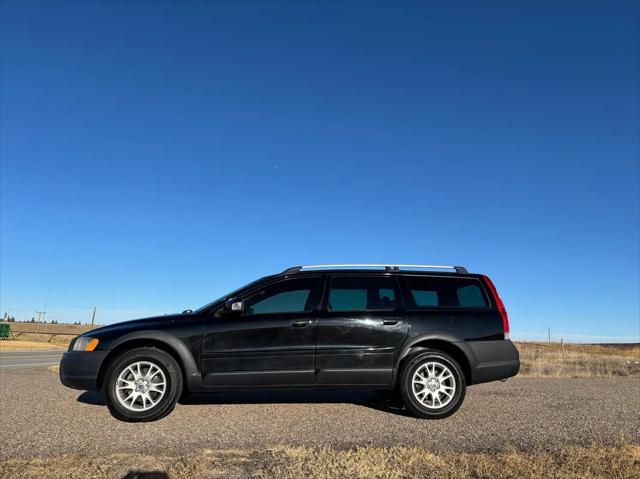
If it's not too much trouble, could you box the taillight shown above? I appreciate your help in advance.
[481,275,510,339]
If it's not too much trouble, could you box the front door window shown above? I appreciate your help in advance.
[243,278,319,315]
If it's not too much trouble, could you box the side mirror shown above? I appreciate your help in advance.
[223,298,243,315]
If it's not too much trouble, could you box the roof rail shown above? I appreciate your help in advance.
[281,265,303,275]
[281,264,468,274]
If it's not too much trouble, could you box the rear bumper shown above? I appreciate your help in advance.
[467,339,520,384]
[59,351,109,391]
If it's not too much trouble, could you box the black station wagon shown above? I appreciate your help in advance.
[60,264,520,422]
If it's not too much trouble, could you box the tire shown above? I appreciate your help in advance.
[399,350,466,419]
[103,347,183,422]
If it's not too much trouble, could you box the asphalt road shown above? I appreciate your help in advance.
[0,350,64,369]
[0,364,638,460]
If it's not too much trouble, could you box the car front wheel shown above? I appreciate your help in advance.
[104,347,183,422]
[399,350,466,419]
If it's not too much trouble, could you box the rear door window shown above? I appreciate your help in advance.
[404,276,488,309]
[328,276,399,312]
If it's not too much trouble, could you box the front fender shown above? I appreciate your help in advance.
[101,330,202,391]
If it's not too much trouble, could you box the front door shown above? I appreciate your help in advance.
[201,276,321,387]
[316,275,409,385]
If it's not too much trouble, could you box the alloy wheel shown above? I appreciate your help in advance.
[114,360,167,412]
[411,361,456,409]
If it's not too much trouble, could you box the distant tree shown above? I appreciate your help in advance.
[30,318,35,323]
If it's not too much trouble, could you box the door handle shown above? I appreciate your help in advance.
[292,320,311,328]
[383,320,399,326]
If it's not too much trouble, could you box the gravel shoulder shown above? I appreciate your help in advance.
[1,367,638,460]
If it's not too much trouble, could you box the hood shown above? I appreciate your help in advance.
[84,314,185,336]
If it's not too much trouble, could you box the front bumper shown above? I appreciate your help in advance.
[59,350,109,391]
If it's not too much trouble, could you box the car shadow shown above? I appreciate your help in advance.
[77,389,410,417]
[122,472,168,479]
[77,390,106,406]
[179,389,411,416]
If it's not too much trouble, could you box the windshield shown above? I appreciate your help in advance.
[193,276,270,313]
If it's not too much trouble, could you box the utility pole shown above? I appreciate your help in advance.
[34,310,46,341]
[34,289,50,342]
[548,326,551,343]
[90,307,96,329]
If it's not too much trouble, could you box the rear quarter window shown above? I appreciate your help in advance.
[404,276,488,309]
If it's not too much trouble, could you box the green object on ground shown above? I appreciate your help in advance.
[0,323,11,339]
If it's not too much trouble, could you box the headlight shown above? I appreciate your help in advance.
[72,337,100,351]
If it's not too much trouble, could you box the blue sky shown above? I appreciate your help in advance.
[1,1,638,342]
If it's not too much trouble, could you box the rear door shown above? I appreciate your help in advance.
[316,274,409,385]
[201,276,321,387]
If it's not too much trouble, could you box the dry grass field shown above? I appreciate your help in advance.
[2,322,94,347]
[262,445,640,479]
[1,445,638,479]
[517,341,640,378]
[0,340,66,351]
[7,322,95,335]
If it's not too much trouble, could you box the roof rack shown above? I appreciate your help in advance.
[281,264,468,275]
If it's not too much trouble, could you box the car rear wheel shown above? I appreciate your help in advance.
[104,347,182,422]
[399,350,466,419]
